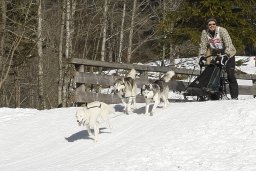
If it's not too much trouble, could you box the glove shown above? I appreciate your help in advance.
[198,56,206,66]
[220,54,229,65]
[215,54,229,66]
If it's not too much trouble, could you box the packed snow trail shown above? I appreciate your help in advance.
[1,99,256,170]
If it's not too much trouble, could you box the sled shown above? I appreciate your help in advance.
[183,57,229,101]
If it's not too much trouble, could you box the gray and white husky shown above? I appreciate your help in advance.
[142,71,175,115]
[113,69,137,114]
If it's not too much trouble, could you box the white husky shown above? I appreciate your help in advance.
[142,71,175,115]
[75,101,114,142]
[113,69,137,114]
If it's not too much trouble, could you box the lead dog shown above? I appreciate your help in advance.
[142,71,175,115]
[113,69,137,114]
[75,101,114,142]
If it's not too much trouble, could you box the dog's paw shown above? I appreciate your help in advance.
[125,109,132,115]
[144,112,150,116]
[126,111,132,115]
[163,103,169,108]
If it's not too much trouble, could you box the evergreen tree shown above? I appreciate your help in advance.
[161,0,256,55]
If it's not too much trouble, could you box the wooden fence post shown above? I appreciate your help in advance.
[76,64,86,95]
[254,56,256,98]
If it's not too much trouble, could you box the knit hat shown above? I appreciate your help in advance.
[207,17,217,24]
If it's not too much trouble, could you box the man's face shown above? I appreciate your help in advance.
[208,21,216,32]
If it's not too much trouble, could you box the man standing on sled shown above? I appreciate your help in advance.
[198,17,239,100]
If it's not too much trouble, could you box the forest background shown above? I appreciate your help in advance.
[0,0,255,109]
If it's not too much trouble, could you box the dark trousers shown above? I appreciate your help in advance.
[226,57,239,98]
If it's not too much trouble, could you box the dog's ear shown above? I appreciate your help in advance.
[149,84,153,90]
[143,84,152,90]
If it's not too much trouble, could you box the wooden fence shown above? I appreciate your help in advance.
[67,58,256,105]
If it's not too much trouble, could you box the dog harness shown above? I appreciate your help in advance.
[85,103,101,109]
[120,88,136,99]
[80,103,102,125]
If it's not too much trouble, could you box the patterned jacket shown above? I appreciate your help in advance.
[199,26,236,57]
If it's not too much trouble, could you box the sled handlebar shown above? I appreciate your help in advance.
[199,54,226,68]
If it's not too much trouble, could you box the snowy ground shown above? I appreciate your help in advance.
[1,56,256,171]
[1,98,256,171]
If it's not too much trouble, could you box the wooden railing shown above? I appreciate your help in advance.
[68,58,256,104]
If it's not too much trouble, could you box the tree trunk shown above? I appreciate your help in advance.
[118,0,126,63]
[30,87,34,108]
[162,0,166,67]
[0,0,6,90]
[169,42,175,65]
[127,0,137,63]
[63,0,76,107]
[37,0,46,109]
[62,0,71,107]
[0,0,6,73]
[108,3,114,63]
[101,0,108,62]
[14,67,20,108]
[58,0,65,106]
[169,0,182,66]
[70,0,76,58]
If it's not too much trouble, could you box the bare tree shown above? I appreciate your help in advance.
[61,0,72,107]
[58,0,65,106]
[127,0,137,63]
[0,0,7,105]
[101,0,108,62]
[0,0,6,73]
[168,0,183,65]
[62,0,76,107]
[37,0,46,109]
[0,1,31,91]
[107,1,116,63]
[118,0,126,63]
[0,0,7,90]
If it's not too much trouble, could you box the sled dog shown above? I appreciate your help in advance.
[113,69,137,114]
[142,71,175,115]
[75,101,114,142]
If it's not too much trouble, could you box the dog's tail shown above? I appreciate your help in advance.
[126,68,137,79]
[161,70,175,83]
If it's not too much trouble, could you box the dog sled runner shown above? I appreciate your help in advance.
[183,56,229,101]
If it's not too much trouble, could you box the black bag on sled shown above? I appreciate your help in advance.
[185,65,222,100]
